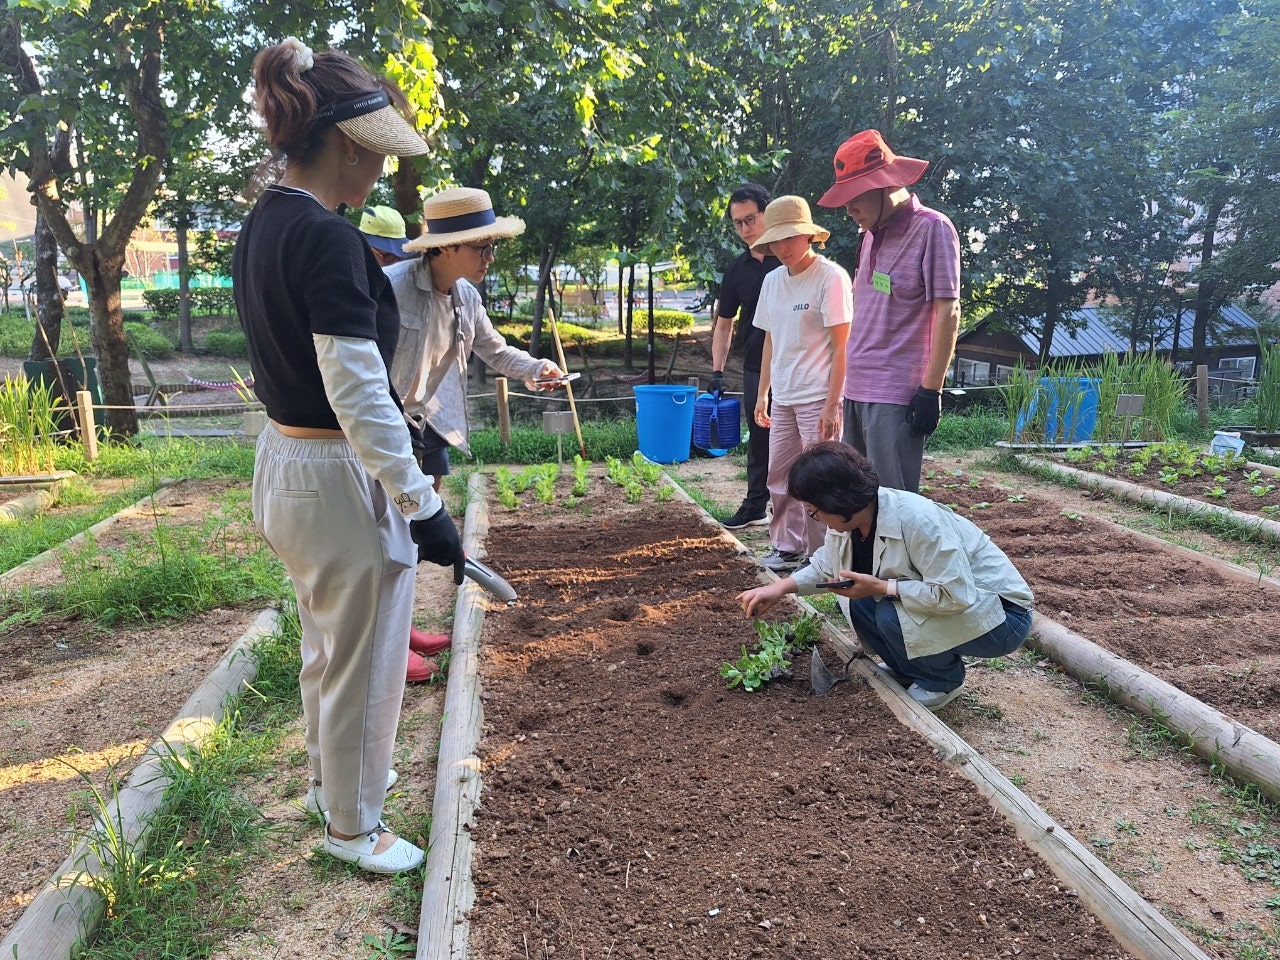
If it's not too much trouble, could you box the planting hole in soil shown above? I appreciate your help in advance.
[465,484,1131,959]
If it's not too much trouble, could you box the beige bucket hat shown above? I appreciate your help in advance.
[750,195,830,253]
[403,187,526,252]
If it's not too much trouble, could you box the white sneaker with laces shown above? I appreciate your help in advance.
[760,548,806,572]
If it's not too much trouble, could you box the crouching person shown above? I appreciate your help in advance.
[737,441,1033,710]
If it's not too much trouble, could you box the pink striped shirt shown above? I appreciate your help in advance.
[844,195,960,405]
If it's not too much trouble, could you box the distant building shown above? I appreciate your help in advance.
[953,304,1264,400]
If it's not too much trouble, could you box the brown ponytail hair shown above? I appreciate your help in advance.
[251,43,410,166]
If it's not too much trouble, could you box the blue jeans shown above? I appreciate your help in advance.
[847,597,1032,693]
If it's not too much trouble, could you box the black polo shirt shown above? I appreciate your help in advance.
[718,250,781,373]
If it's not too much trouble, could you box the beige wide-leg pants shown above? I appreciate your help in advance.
[252,424,416,836]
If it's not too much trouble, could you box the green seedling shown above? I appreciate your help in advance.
[720,614,821,692]
[571,455,590,497]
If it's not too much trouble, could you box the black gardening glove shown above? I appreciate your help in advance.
[710,370,725,398]
[906,386,942,438]
[409,505,465,584]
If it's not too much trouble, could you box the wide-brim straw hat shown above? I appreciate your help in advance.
[817,129,929,208]
[750,195,830,252]
[326,88,428,158]
[403,187,526,252]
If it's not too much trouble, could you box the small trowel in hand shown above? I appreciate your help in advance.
[809,646,852,696]
[463,554,518,604]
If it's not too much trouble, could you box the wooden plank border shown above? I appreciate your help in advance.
[417,472,494,960]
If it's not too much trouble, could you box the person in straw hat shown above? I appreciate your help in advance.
[359,204,411,267]
[747,195,852,573]
[233,38,464,875]
[816,129,961,494]
[388,186,565,492]
[386,186,563,669]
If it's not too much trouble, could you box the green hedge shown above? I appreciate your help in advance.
[0,314,31,357]
[125,321,175,359]
[142,287,237,322]
[202,328,248,357]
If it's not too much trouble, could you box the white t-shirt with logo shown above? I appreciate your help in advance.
[753,255,852,405]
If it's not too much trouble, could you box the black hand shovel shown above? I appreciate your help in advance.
[809,646,852,696]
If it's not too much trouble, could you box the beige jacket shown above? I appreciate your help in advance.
[387,257,545,456]
[792,487,1034,658]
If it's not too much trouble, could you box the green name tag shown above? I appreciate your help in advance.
[872,270,892,295]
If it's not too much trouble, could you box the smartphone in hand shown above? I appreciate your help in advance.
[534,372,581,385]
[816,579,855,590]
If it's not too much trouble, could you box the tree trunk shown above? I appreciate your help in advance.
[177,215,193,352]
[1192,193,1225,369]
[624,263,637,372]
[29,211,64,361]
[82,253,138,436]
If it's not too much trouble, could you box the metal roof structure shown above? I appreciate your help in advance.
[964,305,1264,358]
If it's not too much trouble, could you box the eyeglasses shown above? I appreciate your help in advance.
[805,507,820,521]
[731,213,758,231]
[464,242,497,259]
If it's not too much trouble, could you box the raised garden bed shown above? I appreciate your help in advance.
[0,479,270,941]
[1033,442,1280,523]
[920,467,1280,742]
[455,484,1150,959]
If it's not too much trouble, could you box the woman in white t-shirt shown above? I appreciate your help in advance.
[750,196,852,573]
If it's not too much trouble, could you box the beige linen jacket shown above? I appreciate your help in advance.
[792,487,1034,658]
[387,257,545,456]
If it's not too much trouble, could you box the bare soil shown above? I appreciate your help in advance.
[468,489,1131,959]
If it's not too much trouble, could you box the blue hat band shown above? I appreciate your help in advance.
[425,208,496,235]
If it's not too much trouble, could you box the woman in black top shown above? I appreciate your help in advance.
[233,38,461,875]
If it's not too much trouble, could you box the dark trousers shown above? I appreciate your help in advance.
[742,367,770,513]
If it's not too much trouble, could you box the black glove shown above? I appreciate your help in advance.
[409,505,465,584]
[710,370,725,397]
[906,386,942,438]
[405,416,429,471]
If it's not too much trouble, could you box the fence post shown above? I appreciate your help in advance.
[76,390,99,462]
[1195,365,1209,429]
[495,377,511,446]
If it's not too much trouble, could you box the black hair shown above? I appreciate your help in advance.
[728,183,771,214]
[788,441,879,521]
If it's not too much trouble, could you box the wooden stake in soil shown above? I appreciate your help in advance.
[545,308,586,458]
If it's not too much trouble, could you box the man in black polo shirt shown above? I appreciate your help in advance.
[710,183,781,529]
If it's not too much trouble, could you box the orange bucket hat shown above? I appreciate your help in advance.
[817,129,929,208]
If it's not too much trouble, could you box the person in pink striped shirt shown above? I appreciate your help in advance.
[817,129,960,494]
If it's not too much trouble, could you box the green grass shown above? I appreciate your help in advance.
[0,480,160,572]
[468,419,638,464]
[74,610,303,960]
[54,435,256,480]
[2,489,286,626]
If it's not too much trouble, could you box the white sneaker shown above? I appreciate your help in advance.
[323,821,424,875]
[760,548,806,572]
[906,682,965,711]
[303,768,399,816]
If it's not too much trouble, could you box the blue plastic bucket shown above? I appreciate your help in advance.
[634,385,697,463]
